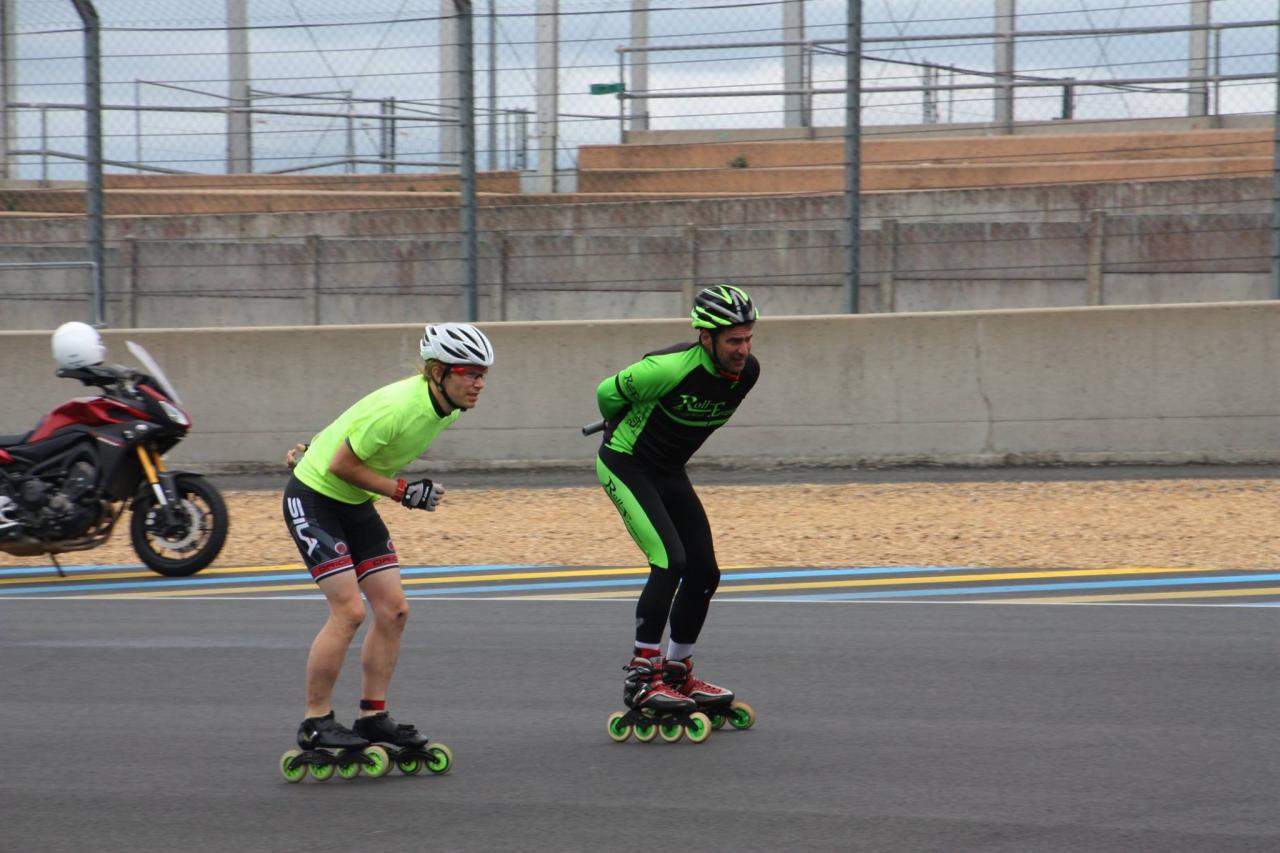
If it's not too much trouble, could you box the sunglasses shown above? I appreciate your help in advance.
[448,366,488,383]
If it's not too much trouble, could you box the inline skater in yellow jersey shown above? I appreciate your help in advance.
[277,322,493,781]
[596,285,760,742]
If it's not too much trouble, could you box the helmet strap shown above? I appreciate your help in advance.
[429,365,469,412]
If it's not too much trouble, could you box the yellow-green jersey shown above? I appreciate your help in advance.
[295,375,459,504]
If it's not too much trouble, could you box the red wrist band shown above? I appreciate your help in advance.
[394,479,407,501]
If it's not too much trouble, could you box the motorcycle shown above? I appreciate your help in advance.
[0,341,228,577]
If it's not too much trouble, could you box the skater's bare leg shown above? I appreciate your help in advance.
[359,568,409,714]
[305,571,366,718]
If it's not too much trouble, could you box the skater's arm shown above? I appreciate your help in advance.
[328,439,444,509]
[327,439,402,499]
[596,353,684,418]
[285,442,308,469]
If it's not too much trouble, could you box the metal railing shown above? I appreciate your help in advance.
[614,18,1280,135]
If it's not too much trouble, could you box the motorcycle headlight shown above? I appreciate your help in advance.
[158,399,190,427]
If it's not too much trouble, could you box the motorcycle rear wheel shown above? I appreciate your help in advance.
[130,474,229,577]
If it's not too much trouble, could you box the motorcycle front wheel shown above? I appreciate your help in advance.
[130,474,229,577]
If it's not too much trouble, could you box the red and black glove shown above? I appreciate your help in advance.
[395,478,444,511]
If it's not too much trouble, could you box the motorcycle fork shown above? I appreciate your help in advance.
[136,446,180,515]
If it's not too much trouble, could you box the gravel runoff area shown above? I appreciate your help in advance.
[3,470,1278,570]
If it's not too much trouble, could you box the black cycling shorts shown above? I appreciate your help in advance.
[282,476,399,584]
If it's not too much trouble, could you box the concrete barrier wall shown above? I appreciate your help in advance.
[3,301,1279,474]
[0,213,1272,329]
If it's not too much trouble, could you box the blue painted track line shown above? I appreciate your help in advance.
[0,563,554,596]
[736,573,1280,601]
[0,564,970,597]
[0,563,143,576]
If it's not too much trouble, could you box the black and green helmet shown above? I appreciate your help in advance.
[690,284,759,330]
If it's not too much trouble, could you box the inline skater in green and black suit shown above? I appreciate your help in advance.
[596,284,760,741]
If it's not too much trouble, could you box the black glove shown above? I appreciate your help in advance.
[397,478,443,511]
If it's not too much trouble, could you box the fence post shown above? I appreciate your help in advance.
[496,231,509,321]
[123,239,138,328]
[1086,210,1106,306]
[993,0,1016,134]
[306,235,322,325]
[879,218,897,313]
[683,224,698,311]
[69,0,105,326]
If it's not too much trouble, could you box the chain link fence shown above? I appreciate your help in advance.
[5,1,1275,179]
[0,1,1276,329]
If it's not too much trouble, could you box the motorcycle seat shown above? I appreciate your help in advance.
[0,431,31,448]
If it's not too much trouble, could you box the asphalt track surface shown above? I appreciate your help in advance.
[1,598,1277,852]
[1,465,1277,852]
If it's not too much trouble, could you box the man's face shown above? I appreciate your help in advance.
[443,364,488,409]
[704,323,754,374]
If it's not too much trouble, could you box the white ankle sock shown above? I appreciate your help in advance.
[666,641,694,661]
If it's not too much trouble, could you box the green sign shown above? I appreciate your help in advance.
[589,82,625,95]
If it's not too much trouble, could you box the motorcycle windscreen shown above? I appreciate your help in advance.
[125,340,183,406]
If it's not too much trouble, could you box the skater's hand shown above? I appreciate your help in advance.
[396,477,444,511]
[285,443,308,469]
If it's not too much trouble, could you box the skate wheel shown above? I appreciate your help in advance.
[309,758,335,782]
[658,721,683,743]
[708,713,726,730]
[685,712,712,744]
[633,719,658,742]
[336,755,361,780]
[728,701,755,730]
[606,711,632,743]
[397,756,424,775]
[279,749,307,783]
[363,745,391,778]
[425,743,453,775]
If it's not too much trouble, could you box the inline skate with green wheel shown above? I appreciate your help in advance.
[663,656,755,731]
[279,711,391,783]
[606,652,712,744]
[352,711,453,775]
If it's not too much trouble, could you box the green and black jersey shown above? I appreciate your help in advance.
[596,341,760,469]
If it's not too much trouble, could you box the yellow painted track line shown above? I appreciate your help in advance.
[16,563,1240,600]
[79,565,656,599]
[93,582,315,599]
[504,565,1220,600]
[0,563,307,586]
[991,586,1280,604]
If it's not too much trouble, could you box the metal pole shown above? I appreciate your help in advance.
[487,0,497,171]
[226,0,252,172]
[535,0,557,192]
[381,97,397,173]
[843,0,860,314]
[630,0,649,133]
[994,0,1015,133]
[1272,15,1280,299]
[344,91,355,173]
[1188,0,1210,117]
[783,0,806,128]
[456,0,479,321]
[440,0,461,168]
[39,107,47,182]
[134,80,143,172]
[0,0,14,179]
[70,0,105,326]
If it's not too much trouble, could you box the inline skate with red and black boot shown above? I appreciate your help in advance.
[352,711,453,776]
[662,656,756,732]
[606,649,711,744]
[279,711,390,782]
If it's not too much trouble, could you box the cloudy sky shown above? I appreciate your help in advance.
[9,0,1278,178]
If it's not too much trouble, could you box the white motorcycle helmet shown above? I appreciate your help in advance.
[419,322,495,367]
[51,321,106,369]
